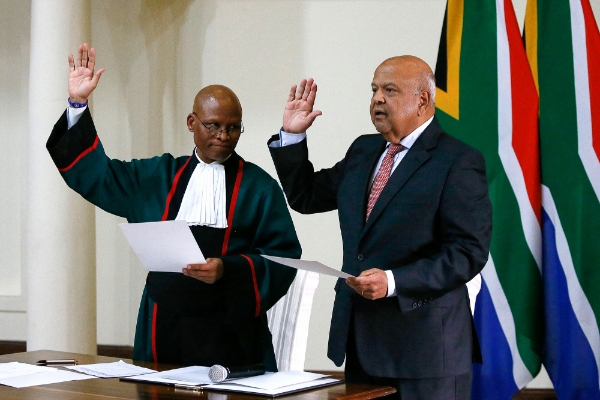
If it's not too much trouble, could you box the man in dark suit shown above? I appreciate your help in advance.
[268,56,492,399]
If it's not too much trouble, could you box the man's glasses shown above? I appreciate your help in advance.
[192,112,244,137]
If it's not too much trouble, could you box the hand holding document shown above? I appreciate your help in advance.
[119,221,205,273]
[261,255,354,279]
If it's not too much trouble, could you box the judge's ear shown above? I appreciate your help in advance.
[187,113,195,132]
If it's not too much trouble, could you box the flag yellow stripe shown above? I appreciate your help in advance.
[524,0,539,94]
[436,0,463,120]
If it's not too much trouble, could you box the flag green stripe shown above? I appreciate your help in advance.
[537,0,600,322]
[436,0,542,374]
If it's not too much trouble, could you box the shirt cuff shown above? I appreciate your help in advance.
[66,105,87,129]
[268,128,307,148]
[385,269,397,297]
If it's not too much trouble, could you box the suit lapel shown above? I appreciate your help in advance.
[361,118,442,237]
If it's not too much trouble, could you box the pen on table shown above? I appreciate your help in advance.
[36,359,78,366]
[174,383,203,392]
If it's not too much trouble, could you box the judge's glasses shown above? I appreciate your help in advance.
[192,112,244,138]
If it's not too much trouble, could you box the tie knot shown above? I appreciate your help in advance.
[386,143,404,158]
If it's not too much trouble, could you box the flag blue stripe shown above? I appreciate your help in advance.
[542,208,600,399]
[472,280,519,400]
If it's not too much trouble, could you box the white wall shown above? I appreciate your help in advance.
[1,0,598,385]
[0,0,30,340]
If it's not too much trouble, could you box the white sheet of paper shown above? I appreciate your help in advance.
[159,366,212,384]
[65,360,156,378]
[261,255,353,279]
[119,220,205,272]
[204,377,340,396]
[122,366,210,386]
[222,370,326,390]
[0,362,56,379]
[0,370,95,388]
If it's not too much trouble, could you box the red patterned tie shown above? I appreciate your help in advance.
[366,143,405,220]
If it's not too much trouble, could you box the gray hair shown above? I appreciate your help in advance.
[415,70,436,106]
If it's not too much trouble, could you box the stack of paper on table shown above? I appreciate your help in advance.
[0,362,95,388]
[203,370,341,396]
[121,366,212,386]
[122,367,341,396]
[65,360,156,378]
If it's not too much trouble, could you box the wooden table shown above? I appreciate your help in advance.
[0,350,396,399]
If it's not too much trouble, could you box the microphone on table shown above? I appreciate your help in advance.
[208,363,266,382]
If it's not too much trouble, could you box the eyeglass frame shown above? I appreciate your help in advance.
[191,112,244,137]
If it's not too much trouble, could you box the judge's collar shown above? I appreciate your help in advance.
[194,148,232,165]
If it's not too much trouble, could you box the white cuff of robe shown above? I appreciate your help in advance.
[269,129,307,148]
[385,269,397,297]
[66,105,87,129]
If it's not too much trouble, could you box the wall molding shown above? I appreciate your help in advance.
[0,296,26,312]
[0,341,133,360]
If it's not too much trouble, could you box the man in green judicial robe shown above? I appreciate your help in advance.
[46,43,301,370]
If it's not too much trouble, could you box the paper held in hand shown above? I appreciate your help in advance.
[119,220,206,273]
[261,255,354,279]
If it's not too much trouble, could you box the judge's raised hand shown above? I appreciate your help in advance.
[68,43,105,104]
[282,78,322,133]
[182,258,224,284]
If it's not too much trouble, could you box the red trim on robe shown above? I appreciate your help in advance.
[58,135,99,172]
[151,303,158,362]
[221,160,244,255]
[161,156,193,221]
[241,254,261,317]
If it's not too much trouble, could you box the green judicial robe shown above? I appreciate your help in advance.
[47,108,301,371]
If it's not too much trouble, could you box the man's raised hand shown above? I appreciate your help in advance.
[282,78,322,133]
[68,43,105,104]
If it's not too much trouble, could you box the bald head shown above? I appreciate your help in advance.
[188,85,243,164]
[370,55,436,143]
[193,85,243,116]
[377,56,436,106]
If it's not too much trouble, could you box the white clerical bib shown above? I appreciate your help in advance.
[175,153,228,228]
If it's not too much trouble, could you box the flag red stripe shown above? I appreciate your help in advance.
[505,0,541,223]
[582,0,600,163]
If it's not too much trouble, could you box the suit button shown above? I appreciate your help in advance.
[412,303,417,308]
[418,301,422,306]
[357,254,364,261]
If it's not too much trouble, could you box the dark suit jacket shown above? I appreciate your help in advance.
[269,117,492,379]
